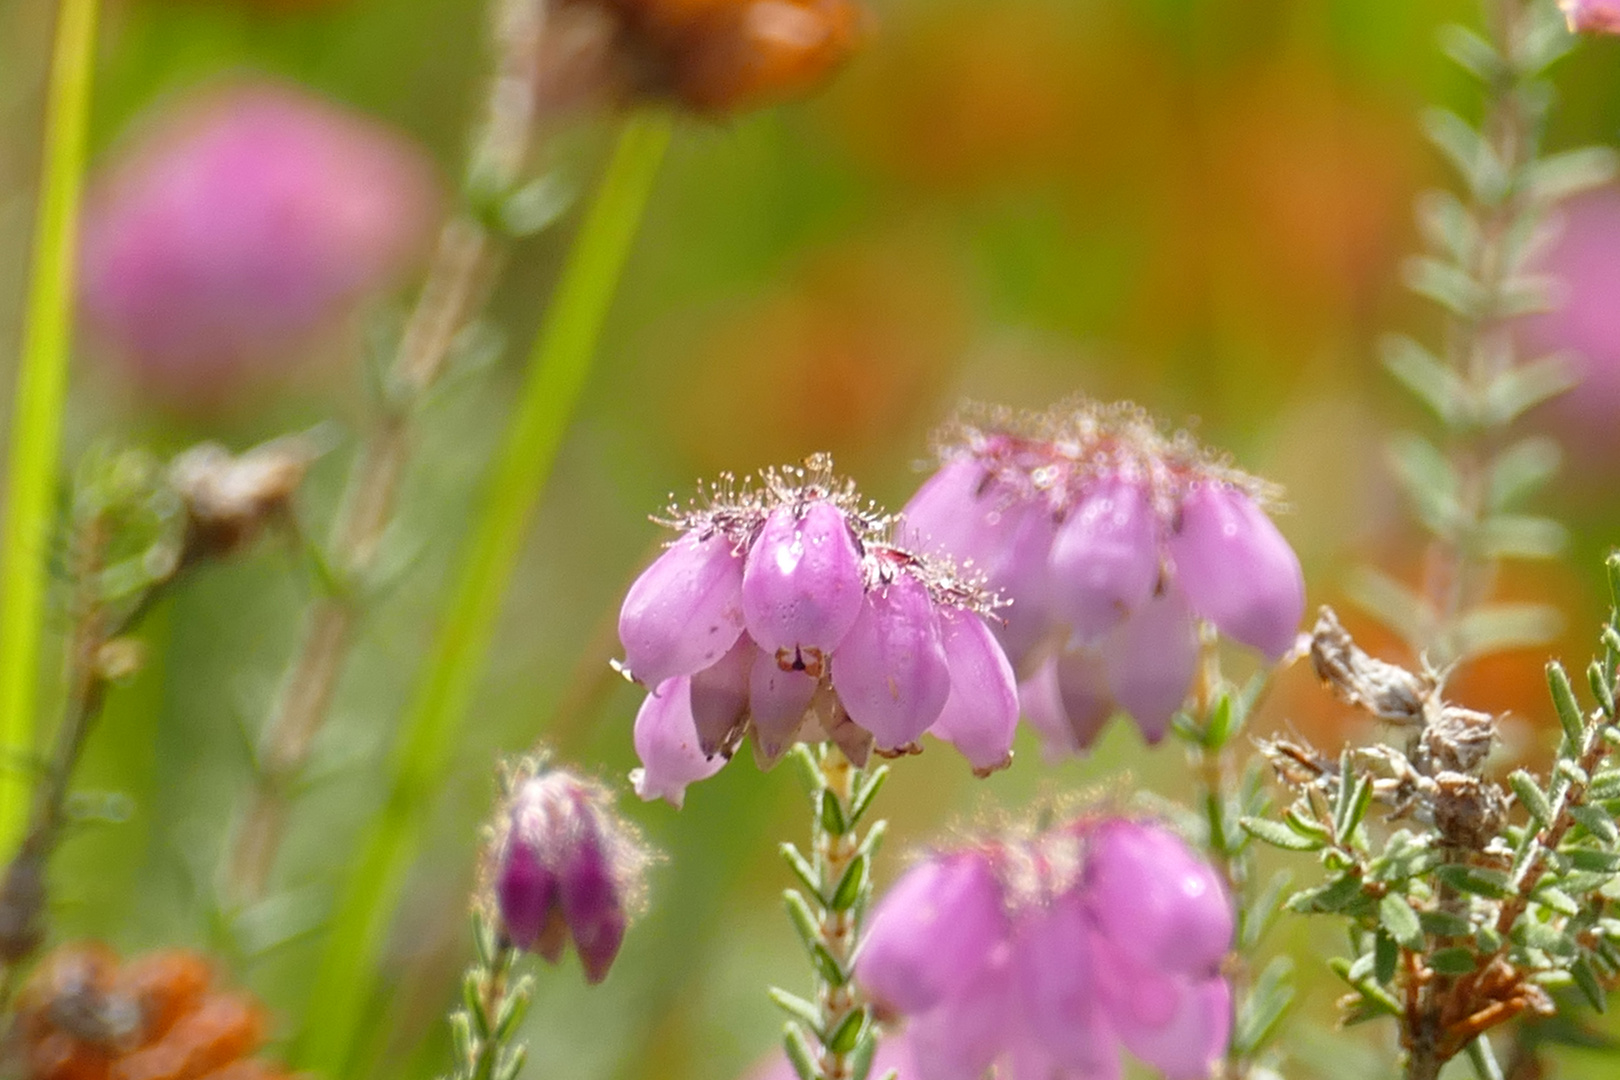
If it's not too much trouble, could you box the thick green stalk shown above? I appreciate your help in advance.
[0,0,101,852]
[295,112,670,1077]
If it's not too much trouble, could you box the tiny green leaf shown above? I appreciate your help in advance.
[820,790,848,836]
[848,766,889,825]
[1380,893,1424,950]
[768,988,825,1036]
[1549,661,1588,745]
[783,1023,819,1080]
[1436,864,1511,899]
[1510,770,1554,829]
[1430,947,1479,976]
[830,854,869,912]
[783,889,823,953]
[1374,929,1398,985]
[1571,804,1619,846]
[1242,816,1325,852]
[1574,955,1609,1013]
[828,1008,867,1054]
[781,845,825,905]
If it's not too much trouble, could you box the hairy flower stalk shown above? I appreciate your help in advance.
[774,745,886,1080]
[227,0,553,904]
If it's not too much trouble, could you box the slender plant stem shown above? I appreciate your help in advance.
[811,749,865,1080]
[224,0,549,906]
[0,0,101,855]
[448,917,530,1080]
[295,113,670,1078]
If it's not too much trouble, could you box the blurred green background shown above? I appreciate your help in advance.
[5,0,1620,1077]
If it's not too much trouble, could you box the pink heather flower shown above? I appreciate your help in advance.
[619,532,748,689]
[629,677,725,807]
[617,456,1015,805]
[489,763,651,984]
[1562,0,1620,32]
[80,80,440,407]
[855,813,1233,1080]
[905,401,1305,756]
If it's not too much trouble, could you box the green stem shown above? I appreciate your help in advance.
[0,0,101,854]
[295,112,671,1077]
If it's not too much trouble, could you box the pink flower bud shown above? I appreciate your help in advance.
[856,851,1008,1014]
[80,81,439,407]
[1048,476,1160,644]
[1084,819,1232,979]
[1018,650,1114,758]
[830,572,951,749]
[742,501,866,673]
[928,609,1018,774]
[494,779,568,960]
[688,634,755,756]
[899,457,996,564]
[1168,483,1304,661]
[629,677,725,807]
[1100,588,1198,743]
[1011,894,1119,1075]
[1563,0,1620,31]
[748,646,819,765]
[619,533,747,688]
[905,947,1014,1080]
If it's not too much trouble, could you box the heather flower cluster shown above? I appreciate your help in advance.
[854,814,1233,1080]
[620,455,1019,806]
[1562,0,1620,32]
[486,760,652,984]
[904,402,1305,755]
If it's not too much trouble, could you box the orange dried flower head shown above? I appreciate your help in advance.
[16,945,283,1080]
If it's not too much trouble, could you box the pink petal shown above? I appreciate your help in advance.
[1100,588,1198,743]
[619,532,747,688]
[929,609,1019,773]
[689,634,756,756]
[742,500,867,672]
[1012,894,1121,1075]
[1168,484,1304,661]
[629,677,725,807]
[1048,477,1160,644]
[1083,819,1233,978]
[830,572,951,749]
[749,647,819,766]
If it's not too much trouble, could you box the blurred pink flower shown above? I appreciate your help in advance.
[1562,0,1620,32]
[80,81,441,407]
[1524,189,1620,460]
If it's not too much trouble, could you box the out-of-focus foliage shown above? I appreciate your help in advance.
[5,1,1620,1079]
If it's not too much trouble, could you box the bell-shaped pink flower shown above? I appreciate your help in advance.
[900,457,997,565]
[79,81,439,406]
[1084,819,1233,978]
[1563,0,1620,31]
[928,609,1019,774]
[742,501,866,673]
[1019,650,1115,757]
[749,648,819,765]
[1108,973,1231,1080]
[1168,483,1304,661]
[856,851,1008,1014]
[620,533,748,689]
[1100,589,1199,743]
[906,947,1015,1080]
[630,677,725,807]
[830,572,951,749]
[981,502,1059,673]
[1012,894,1120,1075]
[688,635,754,756]
[1048,476,1160,644]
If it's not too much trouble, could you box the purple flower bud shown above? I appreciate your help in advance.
[688,634,755,756]
[856,851,1008,1014]
[1084,819,1232,978]
[619,532,747,689]
[928,609,1018,774]
[80,81,439,407]
[1019,650,1114,758]
[1100,588,1198,743]
[1109,974,1231,1080]
[830,572,951,749]
[1048,476,1160,644]
[630,677,725,807]
[742,501,866,674]
[559,819,628,984]
[748,646,819,765]
[493,767,650,986]
[1563,0,1620,31]
[1011,893,1119,1075]
[1168,483,1304,661]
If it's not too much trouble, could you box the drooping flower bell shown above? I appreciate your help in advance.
[486,760,652,984]
[854,813,1233,1080]
[79,80,441,408]
[903,401,1306,755]
[1562,0,1620,32]
[620,455,1018,807]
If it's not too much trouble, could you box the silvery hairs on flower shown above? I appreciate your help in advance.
[618,454,1019,807]
[903,400,1306,756]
